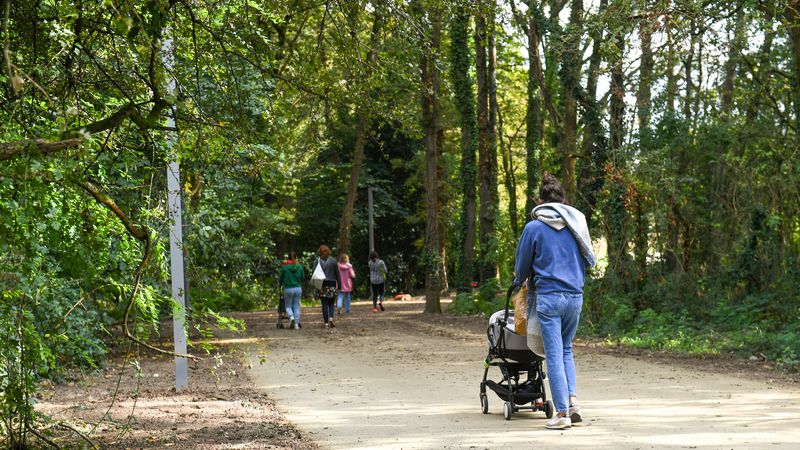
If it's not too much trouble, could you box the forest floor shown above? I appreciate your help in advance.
[38,297,800,449]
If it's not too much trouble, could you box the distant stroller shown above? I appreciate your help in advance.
[479,284,553,420]
[276,291,290,329]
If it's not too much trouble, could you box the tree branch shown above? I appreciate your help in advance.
[81,180,199,360]
[0,138,85,161]
[0,100,172,161]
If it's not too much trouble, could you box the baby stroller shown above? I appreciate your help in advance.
[276,290,290,329]
[479,283,553,420]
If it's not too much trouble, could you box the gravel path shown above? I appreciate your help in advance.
[247,299,800,450]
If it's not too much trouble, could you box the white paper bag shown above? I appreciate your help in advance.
[310,260,325,290]
[527,313,545,357]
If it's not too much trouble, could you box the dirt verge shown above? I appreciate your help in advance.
[36,331,318,449]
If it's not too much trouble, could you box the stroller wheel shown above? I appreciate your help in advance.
[277,323,284,329]
[545,400,554,419]
[503,401,513,420]
[480,394,488,414]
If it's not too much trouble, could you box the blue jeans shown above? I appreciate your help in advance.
[283,287,302,324]
[534,292,583,414]
[337,291,352,313]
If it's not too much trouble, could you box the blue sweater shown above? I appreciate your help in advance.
[514,220,588,294]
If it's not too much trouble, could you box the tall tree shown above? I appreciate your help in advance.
[417,0,443,312]
[558,0,584,201]
[475,0,499,282]
[784,0,800,135]
[508,0,542,223]
[632,0,655,282]
[576,0,608,229]
[449,1,478,291]
[523,6,542,224]
[637,1,654,137]
[337,6,383,255]
[605,0,631,279]
[665,0,678,115]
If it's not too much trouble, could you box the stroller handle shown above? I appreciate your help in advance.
[503,281,523,323]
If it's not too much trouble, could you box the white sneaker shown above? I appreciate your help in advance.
[293,323,300,330]
[546,415,571,430]
[569,404,585,426]
[324,322,329,328]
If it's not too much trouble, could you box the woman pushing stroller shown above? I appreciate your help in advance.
[279,252,304,329]
[513,173,597,430]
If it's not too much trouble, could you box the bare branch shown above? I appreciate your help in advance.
[0,138,85,161]
[0,99,172,161]
[81,180,199,361]
[56,422,100,449]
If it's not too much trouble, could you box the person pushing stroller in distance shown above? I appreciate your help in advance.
[513,173,597,430]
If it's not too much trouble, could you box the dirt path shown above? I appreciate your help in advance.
[247,298,800,450]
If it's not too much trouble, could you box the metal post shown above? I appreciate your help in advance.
[368,187,375,252]
[181,195,190,315]
[162,32,188,391]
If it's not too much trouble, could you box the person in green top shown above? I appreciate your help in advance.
[279,252,304,329]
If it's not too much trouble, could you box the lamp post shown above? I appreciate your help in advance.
[162,31,188,391]
[368,187,375,252]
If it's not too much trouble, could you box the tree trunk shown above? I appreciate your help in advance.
[437,126,449,293]
[577,0,607,229]
[337,113,368,255]
[683,19,696,121]
[786,0,800,135]
[607,21,630,279]
[448,3,478,292]
[337,10,382,255]
[487,0,500,276]
[419,0,442,312]
[523,5,542,224]
[559,0,583,202]
[665,0,677,116]
[498,105,518,237]
[720,7,742,114]
[610,33,625,161]
[637,3,654,138]
[508,0,542,226]
[632,2,653,282]
[475,0,498,283]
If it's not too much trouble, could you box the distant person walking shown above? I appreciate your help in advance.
[337,254,356,315]
[513,173,596,430]
[278,252,304,329]
[368,251,388,313]
[314,245,340,328]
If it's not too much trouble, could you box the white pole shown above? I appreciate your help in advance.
[368,187,375,252]
[162,31,188,391]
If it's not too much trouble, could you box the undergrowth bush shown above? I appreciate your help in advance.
[582,270,800,372]
[450,269,800,373]
[448,279,505,316]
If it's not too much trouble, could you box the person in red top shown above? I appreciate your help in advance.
[336,254,356,315]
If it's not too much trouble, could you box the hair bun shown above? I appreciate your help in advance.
[542,172,559,186]
[539,172,566,203]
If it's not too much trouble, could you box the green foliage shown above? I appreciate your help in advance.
[2,1,800,445]
[448,279,505,316]
[584,269,800,371]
